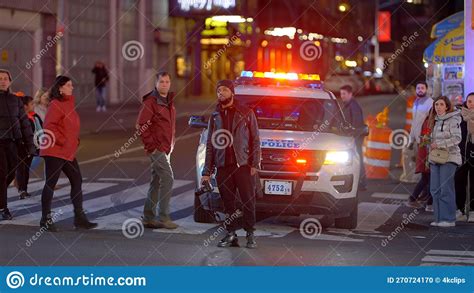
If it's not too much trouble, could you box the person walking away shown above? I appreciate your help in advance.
[455,93,474,222]
[0,69,35,220]
[340,84,366,190]
[137,71,178,230]
[406,81,433,207]
[16,95,43,199]
[428,96,462,227]
[92,61,109,112]
[30,88,49,174]
[201,80,261,248]
[39,76,97,232]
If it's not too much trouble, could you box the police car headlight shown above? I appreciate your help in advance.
[323,151,351,165]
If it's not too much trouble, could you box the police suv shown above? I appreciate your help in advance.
[189,71,366,229]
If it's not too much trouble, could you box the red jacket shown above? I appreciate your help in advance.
[137,90,176,155]
[40,95,80,161]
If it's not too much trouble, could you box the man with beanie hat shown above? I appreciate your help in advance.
[201,79,261,248]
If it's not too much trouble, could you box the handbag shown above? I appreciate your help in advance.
[429,148,449,164]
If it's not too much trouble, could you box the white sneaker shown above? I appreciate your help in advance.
[456,210,467,221]
[437,221,456,227]
[468,212,474,223]
[425,205,433,212]
[430,222,439,227]
[101,106,107,112]
[96,106,101,112]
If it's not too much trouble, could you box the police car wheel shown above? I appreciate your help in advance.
[194,195,217,223]
[334,204,358,229]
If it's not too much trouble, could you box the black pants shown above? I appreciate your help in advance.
[0,141,18,210]
[41,156,83,217]
[216,165,256,233]
[16,146,33,192]
[409,172,433,204]
[455,162,474,212]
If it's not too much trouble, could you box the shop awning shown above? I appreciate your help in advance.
[430,11,464,39]
[424,22,464,64]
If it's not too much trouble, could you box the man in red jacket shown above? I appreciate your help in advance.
[137,72,178,230]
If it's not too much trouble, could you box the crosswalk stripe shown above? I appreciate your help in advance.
[371,192,410,200]
[427,249,474,257]
[356,202,400,232]
[421,255,474,265]
[7,178,70,199]
[97,178,135,182]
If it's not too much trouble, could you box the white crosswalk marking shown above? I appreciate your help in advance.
[371,192,410,200]
[421,250,474,265]
[7,178,70,199]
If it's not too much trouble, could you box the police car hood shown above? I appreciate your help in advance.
[259,129,354,151]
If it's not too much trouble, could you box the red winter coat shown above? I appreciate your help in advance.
[137,90,176,155]
[40,95,80,161]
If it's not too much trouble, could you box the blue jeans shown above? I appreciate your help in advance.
[430,163,457,222]
[95,87,106,107]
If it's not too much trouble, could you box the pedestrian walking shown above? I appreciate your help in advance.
[428,96,462,228]
[33,87,49,122]
[201,79,261,248]
[39,76,97,232]
[137,71,178,230]
[455,92,474,222]
[340,84,366,190]
[0,69,35,220]
[92,61,109,112]
[406,81,433,207]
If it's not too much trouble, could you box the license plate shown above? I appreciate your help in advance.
[264,181,293,195]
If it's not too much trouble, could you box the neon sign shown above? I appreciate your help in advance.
[177,0,236,12]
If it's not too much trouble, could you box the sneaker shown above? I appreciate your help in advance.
[218,232,239,247]
[468,212,474,223]
[101,106,107,112]
[246,232,257,249]
[141,219,165,229]
[456,210,467,221]
[96,106,101,112]
[437,221,456,227]
[430,221,439,227]
[161,220,179,230]
[425,205,433,212]
[405,200,422,208]
[1,208,13,220]
[19,191,30,200]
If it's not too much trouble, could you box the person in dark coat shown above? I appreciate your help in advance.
[0,69,35,220]
[340,84,367,190]
[92,61,109,112]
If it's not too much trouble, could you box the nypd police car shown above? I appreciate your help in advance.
[189,71,367,229]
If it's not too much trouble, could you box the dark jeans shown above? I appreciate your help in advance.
[356,139,367,187]
[41,156,83,217]
[95,87,106,107]
[16,146,33,192]
[0,141,18,209]
[455,162,474,212]
[216,164,256,233]
[409,172,432,205]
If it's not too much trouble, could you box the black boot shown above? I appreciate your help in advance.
[74,210,98,230]
[246,232,257,249]
[218,232,239,247]
[40,213,58,232]
[1,208,13,220]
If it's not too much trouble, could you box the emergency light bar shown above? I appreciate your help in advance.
[237,71,322,89]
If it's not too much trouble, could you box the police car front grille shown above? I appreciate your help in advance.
[260,149,325,173]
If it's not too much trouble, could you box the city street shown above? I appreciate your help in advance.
[2,94,473,266]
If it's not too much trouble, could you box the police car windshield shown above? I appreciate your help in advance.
[235,95,342,132]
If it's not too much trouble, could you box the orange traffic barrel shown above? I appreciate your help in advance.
[404,96,416,132]
[364,125,392,179]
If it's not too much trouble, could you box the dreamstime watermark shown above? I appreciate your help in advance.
[299,218,323,239]
[381,209,419,247]
[383,31,419,69]
[25,209,63,247]
[122,40,144,61]
[203,209,242,247]
[33,129,56,150]
[122,218,144,239]
[389,129,410,150]
[25,32,63,70]
[211,129,233,150]
[204,32,241,70]
[299,40,323,61]
[292,120,330,158]
[114,120,152,158]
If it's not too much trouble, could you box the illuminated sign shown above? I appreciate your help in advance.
[378,11,391,42]
[170,0,237,16]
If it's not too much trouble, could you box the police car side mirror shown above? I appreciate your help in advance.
[189,115,208,129]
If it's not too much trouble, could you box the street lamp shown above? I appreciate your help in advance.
[338,2,350,12]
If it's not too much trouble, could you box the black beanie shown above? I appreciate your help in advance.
[216,79,234,94]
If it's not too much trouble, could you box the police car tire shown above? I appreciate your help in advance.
[334,203,358,229]
[194,195,217,223]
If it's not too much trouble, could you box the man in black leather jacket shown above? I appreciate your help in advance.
[201,79,261,248]
[0,69,35,220]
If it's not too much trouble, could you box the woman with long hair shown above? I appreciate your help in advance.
[33,87,50,122]
[39,76,97,232]
[428,96,462,227]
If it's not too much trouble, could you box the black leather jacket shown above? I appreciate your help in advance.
[0,90,35,154]
[202,101,261,176]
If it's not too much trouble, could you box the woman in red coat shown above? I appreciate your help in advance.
[39,76,97,232]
